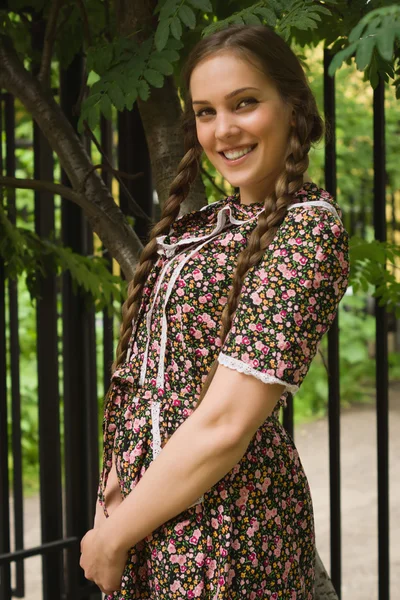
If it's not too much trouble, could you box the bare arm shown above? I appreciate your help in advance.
[98,363,285,554]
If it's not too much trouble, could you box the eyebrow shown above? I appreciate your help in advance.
[192,87,260,105]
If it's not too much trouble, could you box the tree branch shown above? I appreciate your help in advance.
[0,176,98,216]
[0,33,143,280]
[76,0,93,47]
[38,0,64,87]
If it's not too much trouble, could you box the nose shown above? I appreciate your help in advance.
[214,111,240,141]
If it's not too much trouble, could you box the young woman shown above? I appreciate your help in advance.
[80,24,350,599]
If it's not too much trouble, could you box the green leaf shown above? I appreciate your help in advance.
[148,56,174,75]
[155,19,170,52]
[253,6,277,25]
[375,26,397,61]
[159,0,178,19]
[355,36,375,71]
[243,13,262,26]
[348,19,367,43]
[178,5,196,29]
[328,41,358,76]
[82,92,102,110]
[108,82,125,111]
[125,89,138,110]
[187,0,212,12]
[158,48,179,63]
[138,79,150,101]
[100,94,112,120]
[143,68,165,87]
[166,37,184,50]
[170,15,182,40]
[87,105,100,132]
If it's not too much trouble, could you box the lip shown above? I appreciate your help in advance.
[219,144,257,165]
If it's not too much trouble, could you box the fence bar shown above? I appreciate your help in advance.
[33,123,64,600]
[5,91,25,599]
[373,77,390,600]
[60,53,101,600]
[0,537,78,565]
[0,92,12,600]
[99,115,114,394]
[324,48,342,598]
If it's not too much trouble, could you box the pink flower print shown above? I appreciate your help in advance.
[176,287,184,297]
[193,581,205,597]
[170,580,180,593]
[206,558,217,579]
[240,352,250,363]
[273,313,283,324]
[195,552,205,567]
[216,253,227,266]
[199,295,208,304]
[177,278,185,288]
[315,244,327,261]
[232,538,240,550]
[216,272,225,281]
[250,291,263,306]
[107,423,116,432]
[124,407,133,420]
[211,518,219,529]
[220,232,233,246]
[294,312,303,326]
[171,553,186,565]
[235,334,243,344]
[209,275,217,283]
[183,303,191,313]
[218,296,228,306]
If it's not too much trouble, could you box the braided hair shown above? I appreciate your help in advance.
[107,24,324,411]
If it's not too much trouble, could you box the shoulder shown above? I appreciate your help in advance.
[288,181,343,227]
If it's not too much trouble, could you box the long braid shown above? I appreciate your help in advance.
[103,132,202,411]
[111,145,201,373]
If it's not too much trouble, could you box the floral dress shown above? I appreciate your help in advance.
[98,181,350,599]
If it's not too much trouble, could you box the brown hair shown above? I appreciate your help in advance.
[108,24,324,410]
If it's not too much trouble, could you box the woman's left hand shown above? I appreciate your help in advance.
[80,527,128,595]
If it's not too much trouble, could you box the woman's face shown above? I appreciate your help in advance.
[190,51,295,204]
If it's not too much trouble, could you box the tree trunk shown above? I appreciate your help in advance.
[116,0,207,215]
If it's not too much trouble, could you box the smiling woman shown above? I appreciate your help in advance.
[190,58,295,202]
[80,24,350,600]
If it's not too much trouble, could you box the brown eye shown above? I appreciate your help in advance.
[237,97,258,109]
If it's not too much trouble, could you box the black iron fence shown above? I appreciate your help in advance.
[0,50,396,600]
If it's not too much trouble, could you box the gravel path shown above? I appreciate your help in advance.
[7,382,400,600]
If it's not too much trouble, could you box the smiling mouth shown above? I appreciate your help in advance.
[219,144,257,161]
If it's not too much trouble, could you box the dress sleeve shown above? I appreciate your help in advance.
[217,204,350,396]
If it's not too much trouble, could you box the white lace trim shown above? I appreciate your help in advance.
[151,401,162,460]
[151,400,204,508]
[156,204,264,258]
[287,200,343,226]
[218,353,299,395]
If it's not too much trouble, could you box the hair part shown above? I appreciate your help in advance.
[106,24,324,413]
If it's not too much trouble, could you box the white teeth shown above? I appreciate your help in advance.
[223,145,255,160]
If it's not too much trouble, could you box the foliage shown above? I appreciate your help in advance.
[328,5,400,97]
[0,202,126,317]
[349,235,400,317]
